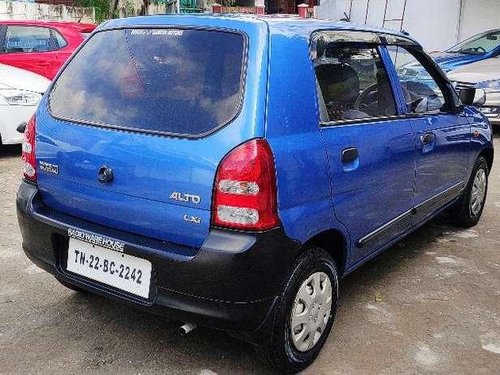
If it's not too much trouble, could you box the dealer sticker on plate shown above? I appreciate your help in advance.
[66,237,152,299]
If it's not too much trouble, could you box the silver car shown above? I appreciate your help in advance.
[448,57,500,126]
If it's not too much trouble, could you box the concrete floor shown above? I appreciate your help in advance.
[1,135,500,374]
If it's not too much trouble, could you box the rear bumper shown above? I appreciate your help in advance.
[16,181,300,336]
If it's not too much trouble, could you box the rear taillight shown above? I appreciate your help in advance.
[22,115,37,182]
[212,139,280,231]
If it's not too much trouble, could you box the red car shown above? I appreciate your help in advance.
[0,20,95,80]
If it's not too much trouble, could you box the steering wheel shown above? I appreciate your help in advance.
[353,83,378,110]
[476,46,487,53]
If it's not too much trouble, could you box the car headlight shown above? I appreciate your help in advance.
[476,80,500,91]
[0,89,42,106]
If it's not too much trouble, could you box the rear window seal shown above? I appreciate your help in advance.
[47,25,249,140]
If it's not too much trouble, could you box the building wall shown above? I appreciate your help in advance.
[459,0,500,41]
[316,0,500,52]
[0,0,95,22]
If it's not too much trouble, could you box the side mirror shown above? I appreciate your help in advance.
[459,87,486,106]
[414,97,429,113]
[16,122,27,134]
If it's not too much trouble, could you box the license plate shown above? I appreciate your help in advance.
[66,238,152,299]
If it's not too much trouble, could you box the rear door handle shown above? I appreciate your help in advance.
[341,147,359,164]
[420,132,435,145]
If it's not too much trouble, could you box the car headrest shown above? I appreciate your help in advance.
[315,63,360,103]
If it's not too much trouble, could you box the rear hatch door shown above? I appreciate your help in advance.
[35,22,267,248]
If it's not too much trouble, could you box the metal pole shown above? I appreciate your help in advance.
[457,0,465,44]
[382,0,388,28]
[364,0,370,24]
[400,0,408,31]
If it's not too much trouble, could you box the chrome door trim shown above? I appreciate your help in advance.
[357,181,464,248]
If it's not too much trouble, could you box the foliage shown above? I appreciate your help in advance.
[75,0,113,23]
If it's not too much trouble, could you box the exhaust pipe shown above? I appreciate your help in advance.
[179,323,197,336]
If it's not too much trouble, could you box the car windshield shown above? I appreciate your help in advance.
[448,30,500,55]
[49,28,246,137]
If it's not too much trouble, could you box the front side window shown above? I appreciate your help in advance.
[4,26,56,53]
[448,30,500,55]
[388,46,446,114]
[49,28,246,137]
[314,45,397,123]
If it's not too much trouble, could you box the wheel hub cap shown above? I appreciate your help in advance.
[290,271,332,352]
[470,168,487,216]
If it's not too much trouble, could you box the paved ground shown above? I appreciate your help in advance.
[1,135,500,374]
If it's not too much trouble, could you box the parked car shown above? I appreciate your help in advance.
[0,20,95,80]
[16,15,493,372]
[448,57,500,126]
[431,28,500,72]
[0,63,49,148]
[397,29,500,87]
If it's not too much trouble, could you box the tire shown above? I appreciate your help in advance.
[256,247,339,373]
[452,156,489,228]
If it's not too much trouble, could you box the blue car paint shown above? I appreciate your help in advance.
[36,17,270,248]
[34,15,493,277]
[264,22,352,255]
[430,51,494,72]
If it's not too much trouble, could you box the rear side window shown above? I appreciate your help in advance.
[49,28,246,137]
[314,45,397,123]
[53,30,67,49]
[4,26,56,53]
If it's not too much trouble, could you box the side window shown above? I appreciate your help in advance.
[387,46,446,114]
[4,26,57,53]
[52,29,67,49]
[314,45,397,123]
[0,26,6,54]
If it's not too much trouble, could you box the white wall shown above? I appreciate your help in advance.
[0,0,95,23]
[316,0,500,52]
[460,0,500,40]
[400,0,460,52]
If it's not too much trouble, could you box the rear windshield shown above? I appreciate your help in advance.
[49,28,246,137]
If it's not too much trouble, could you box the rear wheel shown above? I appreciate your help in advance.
[453,156,489,227]
[256,247,339,373]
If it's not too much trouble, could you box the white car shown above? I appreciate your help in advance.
[448,57,500,126]
[0,63,50,147]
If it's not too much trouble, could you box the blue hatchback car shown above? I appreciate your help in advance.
[17,15,494,372]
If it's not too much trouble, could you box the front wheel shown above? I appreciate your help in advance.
[453,156,489,227]
[256,247,339,373]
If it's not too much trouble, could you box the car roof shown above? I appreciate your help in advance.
[0,19,96,31]
[101,14,419,45]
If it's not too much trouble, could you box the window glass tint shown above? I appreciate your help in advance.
[53,30,67,49]
[50,28,245,136]
[5,26,54,53]
[388,46,445,113]
[314,45,396,122]
[448,30,500,55]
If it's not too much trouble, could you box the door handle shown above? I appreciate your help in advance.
[420,132,435,145]
[341,147,359,164]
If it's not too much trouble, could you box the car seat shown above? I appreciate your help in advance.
[315,63,368,121]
